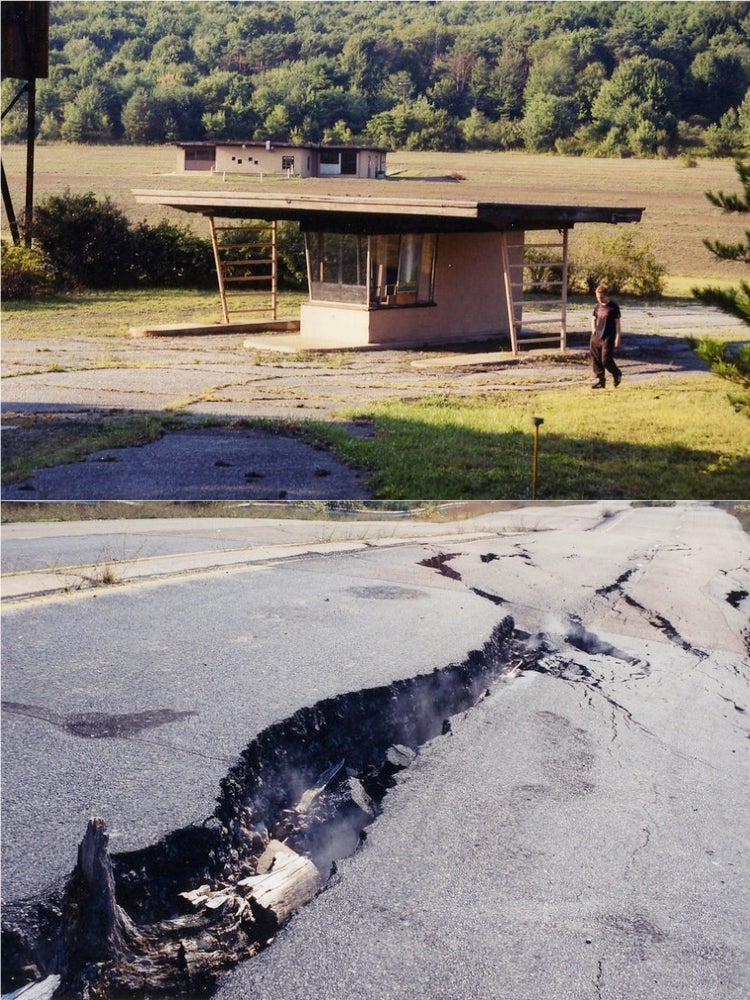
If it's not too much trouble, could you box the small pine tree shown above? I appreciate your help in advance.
[692,158,750,325]
[692,159,750,413]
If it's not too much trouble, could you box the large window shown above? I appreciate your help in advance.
[305,232,437,308]
[319,150,342,176]
[370,233,436,306]
[184,147,216,170]
[307,233,368,304]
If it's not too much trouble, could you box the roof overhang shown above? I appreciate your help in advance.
[173,141,390,153]
[132,189,644,234]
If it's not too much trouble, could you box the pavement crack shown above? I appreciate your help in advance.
[593,957,604,999]
[1,618,516,999]
[595,573,708,659]
[418,551,462,580]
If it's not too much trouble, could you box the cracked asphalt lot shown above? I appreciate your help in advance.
[1,304,731,421]
[215,502,750,1000]
[3,302,747,500]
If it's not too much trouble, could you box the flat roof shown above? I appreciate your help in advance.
[174,141,389,152]
[132,189,644,233]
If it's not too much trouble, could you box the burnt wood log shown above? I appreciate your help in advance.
[59,817,143,974]
[238,840,322,928]
[53,820,321,999]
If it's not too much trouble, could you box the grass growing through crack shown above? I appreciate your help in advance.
[308,378,750,500]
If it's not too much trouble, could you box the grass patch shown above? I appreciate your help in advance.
[1,289,305,341]
[310,378,750,500]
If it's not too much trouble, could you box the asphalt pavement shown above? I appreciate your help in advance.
[1,425,372,501]
[1,502,748,999]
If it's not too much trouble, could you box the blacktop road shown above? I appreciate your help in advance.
[2,302,748,500]
[2,502,749,999]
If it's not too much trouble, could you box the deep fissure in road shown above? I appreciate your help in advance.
[1,617,515,999]
[5,548,718,999]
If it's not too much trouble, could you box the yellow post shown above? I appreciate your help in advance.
[531,416,544,499]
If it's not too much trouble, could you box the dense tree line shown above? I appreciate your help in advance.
[2,0,750,156]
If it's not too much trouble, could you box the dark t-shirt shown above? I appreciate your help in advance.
[592,299,621,340]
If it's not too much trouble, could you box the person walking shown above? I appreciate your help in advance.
[590,283,622,389]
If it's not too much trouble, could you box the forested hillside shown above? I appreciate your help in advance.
[2,0,749,157]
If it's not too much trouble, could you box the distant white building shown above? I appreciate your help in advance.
[175,141,388,179]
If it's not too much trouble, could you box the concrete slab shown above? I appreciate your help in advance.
[130,319,300,338]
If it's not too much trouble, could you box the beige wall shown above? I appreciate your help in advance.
[300,231,524,347]
[180,146,386,178]
[299,303,373,345]
[213,146,314,176]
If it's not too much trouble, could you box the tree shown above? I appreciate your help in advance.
[692,159,750,412]
[689,48,749,122]
[522,93,577,152]
[122,87,161,143]
[702,108,743,158]
[590,54,682,155]
[693,159,750,325]
[59,86,114,143]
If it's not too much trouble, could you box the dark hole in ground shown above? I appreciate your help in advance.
[418,552,462,580]
[471,587,506,605]
[1,618,516,999]
[564,619,645,668]
[595,568,637,596]
[727,589,748,609]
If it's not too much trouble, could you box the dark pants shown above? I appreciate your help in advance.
[590,335,621,384]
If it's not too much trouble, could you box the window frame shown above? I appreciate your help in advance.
[305,231,437,309]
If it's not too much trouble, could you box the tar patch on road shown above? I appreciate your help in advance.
[1,701,197,738]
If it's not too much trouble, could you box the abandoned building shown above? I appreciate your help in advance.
[175,141,388,179]
[132,188,643,353]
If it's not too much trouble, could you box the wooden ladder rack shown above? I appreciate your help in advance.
[208,217,278,324]
[502,229,569,355]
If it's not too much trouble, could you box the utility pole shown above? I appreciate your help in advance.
[1,2,50,246]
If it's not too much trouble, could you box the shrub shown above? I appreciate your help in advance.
[30,190,218,291]
[0,241,57,299]
[129,220,215,288]
[33,190,135,289]
[570,228,666,297]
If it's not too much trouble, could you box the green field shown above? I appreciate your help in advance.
[1,144,744,294]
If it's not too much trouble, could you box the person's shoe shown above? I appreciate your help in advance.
[591,380,605,389]
[613,371,622,387]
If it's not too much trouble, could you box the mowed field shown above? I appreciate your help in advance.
[1,144,743,294]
